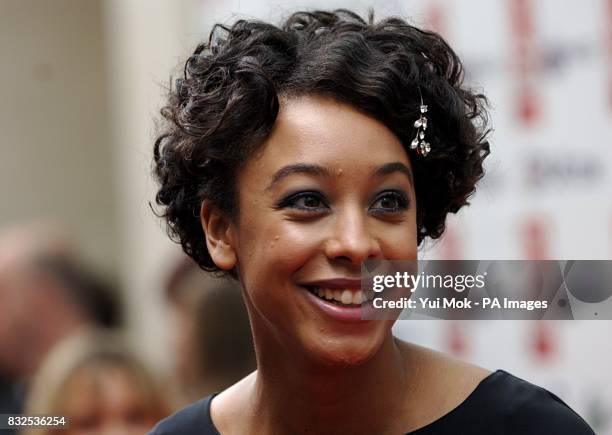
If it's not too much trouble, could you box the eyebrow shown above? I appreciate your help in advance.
[266,161,413,191]
[266,163,331,191]
[375,162,414,187]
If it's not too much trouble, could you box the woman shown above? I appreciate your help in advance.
[24,331,169,435]
[150,9,594,434]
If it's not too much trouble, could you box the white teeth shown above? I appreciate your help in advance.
[309,287,366,305]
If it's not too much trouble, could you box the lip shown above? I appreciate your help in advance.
[301,286,369,322]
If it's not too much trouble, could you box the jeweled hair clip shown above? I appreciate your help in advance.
[410,91,431,156]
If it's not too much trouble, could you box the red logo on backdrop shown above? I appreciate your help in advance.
[439,227,463,260]
[426,3,446,37]
[533,325,555,361]
[522,218,549,261]
[509,0,541,125]
[522,218,557,362]
[447,322,469,357]
[439,226,470,358]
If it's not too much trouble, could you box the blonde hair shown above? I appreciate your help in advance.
[23,330,168,435]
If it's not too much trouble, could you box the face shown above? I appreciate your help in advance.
[59,364,161,435]
[204,95,417,367]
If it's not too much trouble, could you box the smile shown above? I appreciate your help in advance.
[306,286,374,306]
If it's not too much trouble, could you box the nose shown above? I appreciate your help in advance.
[324,208,382,265]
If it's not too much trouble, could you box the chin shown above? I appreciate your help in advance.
[304,325,390,369]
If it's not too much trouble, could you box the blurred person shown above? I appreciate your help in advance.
[23,331,169,435]
[0,222,120,419]
[165,257,255,404]
[149,9,594,434]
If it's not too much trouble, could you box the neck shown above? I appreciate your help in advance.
[249,332,413,435]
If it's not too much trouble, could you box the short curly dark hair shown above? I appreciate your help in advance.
[153,9,490,273]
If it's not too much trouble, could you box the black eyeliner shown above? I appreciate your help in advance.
[371,189,410,213]
[275,190,328,211]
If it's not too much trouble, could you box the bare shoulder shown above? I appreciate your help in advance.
[397,338,491,387]
[395,338,492,430]
[209,371,257,434]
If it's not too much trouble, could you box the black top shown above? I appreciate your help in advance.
[149,370,595,434]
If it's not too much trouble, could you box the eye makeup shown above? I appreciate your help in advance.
[369,189,410,215]
[274,190,330,213]
[274,187,411,216]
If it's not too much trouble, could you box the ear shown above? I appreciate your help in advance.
[200,201,238,271]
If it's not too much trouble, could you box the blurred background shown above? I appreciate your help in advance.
[0,0,611,433]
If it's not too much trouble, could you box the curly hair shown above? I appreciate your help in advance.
[153,9,490,273]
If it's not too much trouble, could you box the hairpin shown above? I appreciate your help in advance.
[410,90,431,156]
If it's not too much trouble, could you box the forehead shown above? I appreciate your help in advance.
[250,95,410,170]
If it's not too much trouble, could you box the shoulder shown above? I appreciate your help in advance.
[397,343,594,434]
[148,395,219,435]
[473,370,595,435]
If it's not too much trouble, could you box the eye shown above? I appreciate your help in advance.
[370,191,409,214]
[297,194,324,209]
[276,191,329,212]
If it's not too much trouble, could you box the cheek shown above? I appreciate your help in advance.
[239,220,322,283]
[387,223,418,259]
[373,213,418,260]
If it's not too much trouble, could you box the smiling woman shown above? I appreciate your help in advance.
[149,9,594,435]
[204,96,418,366]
